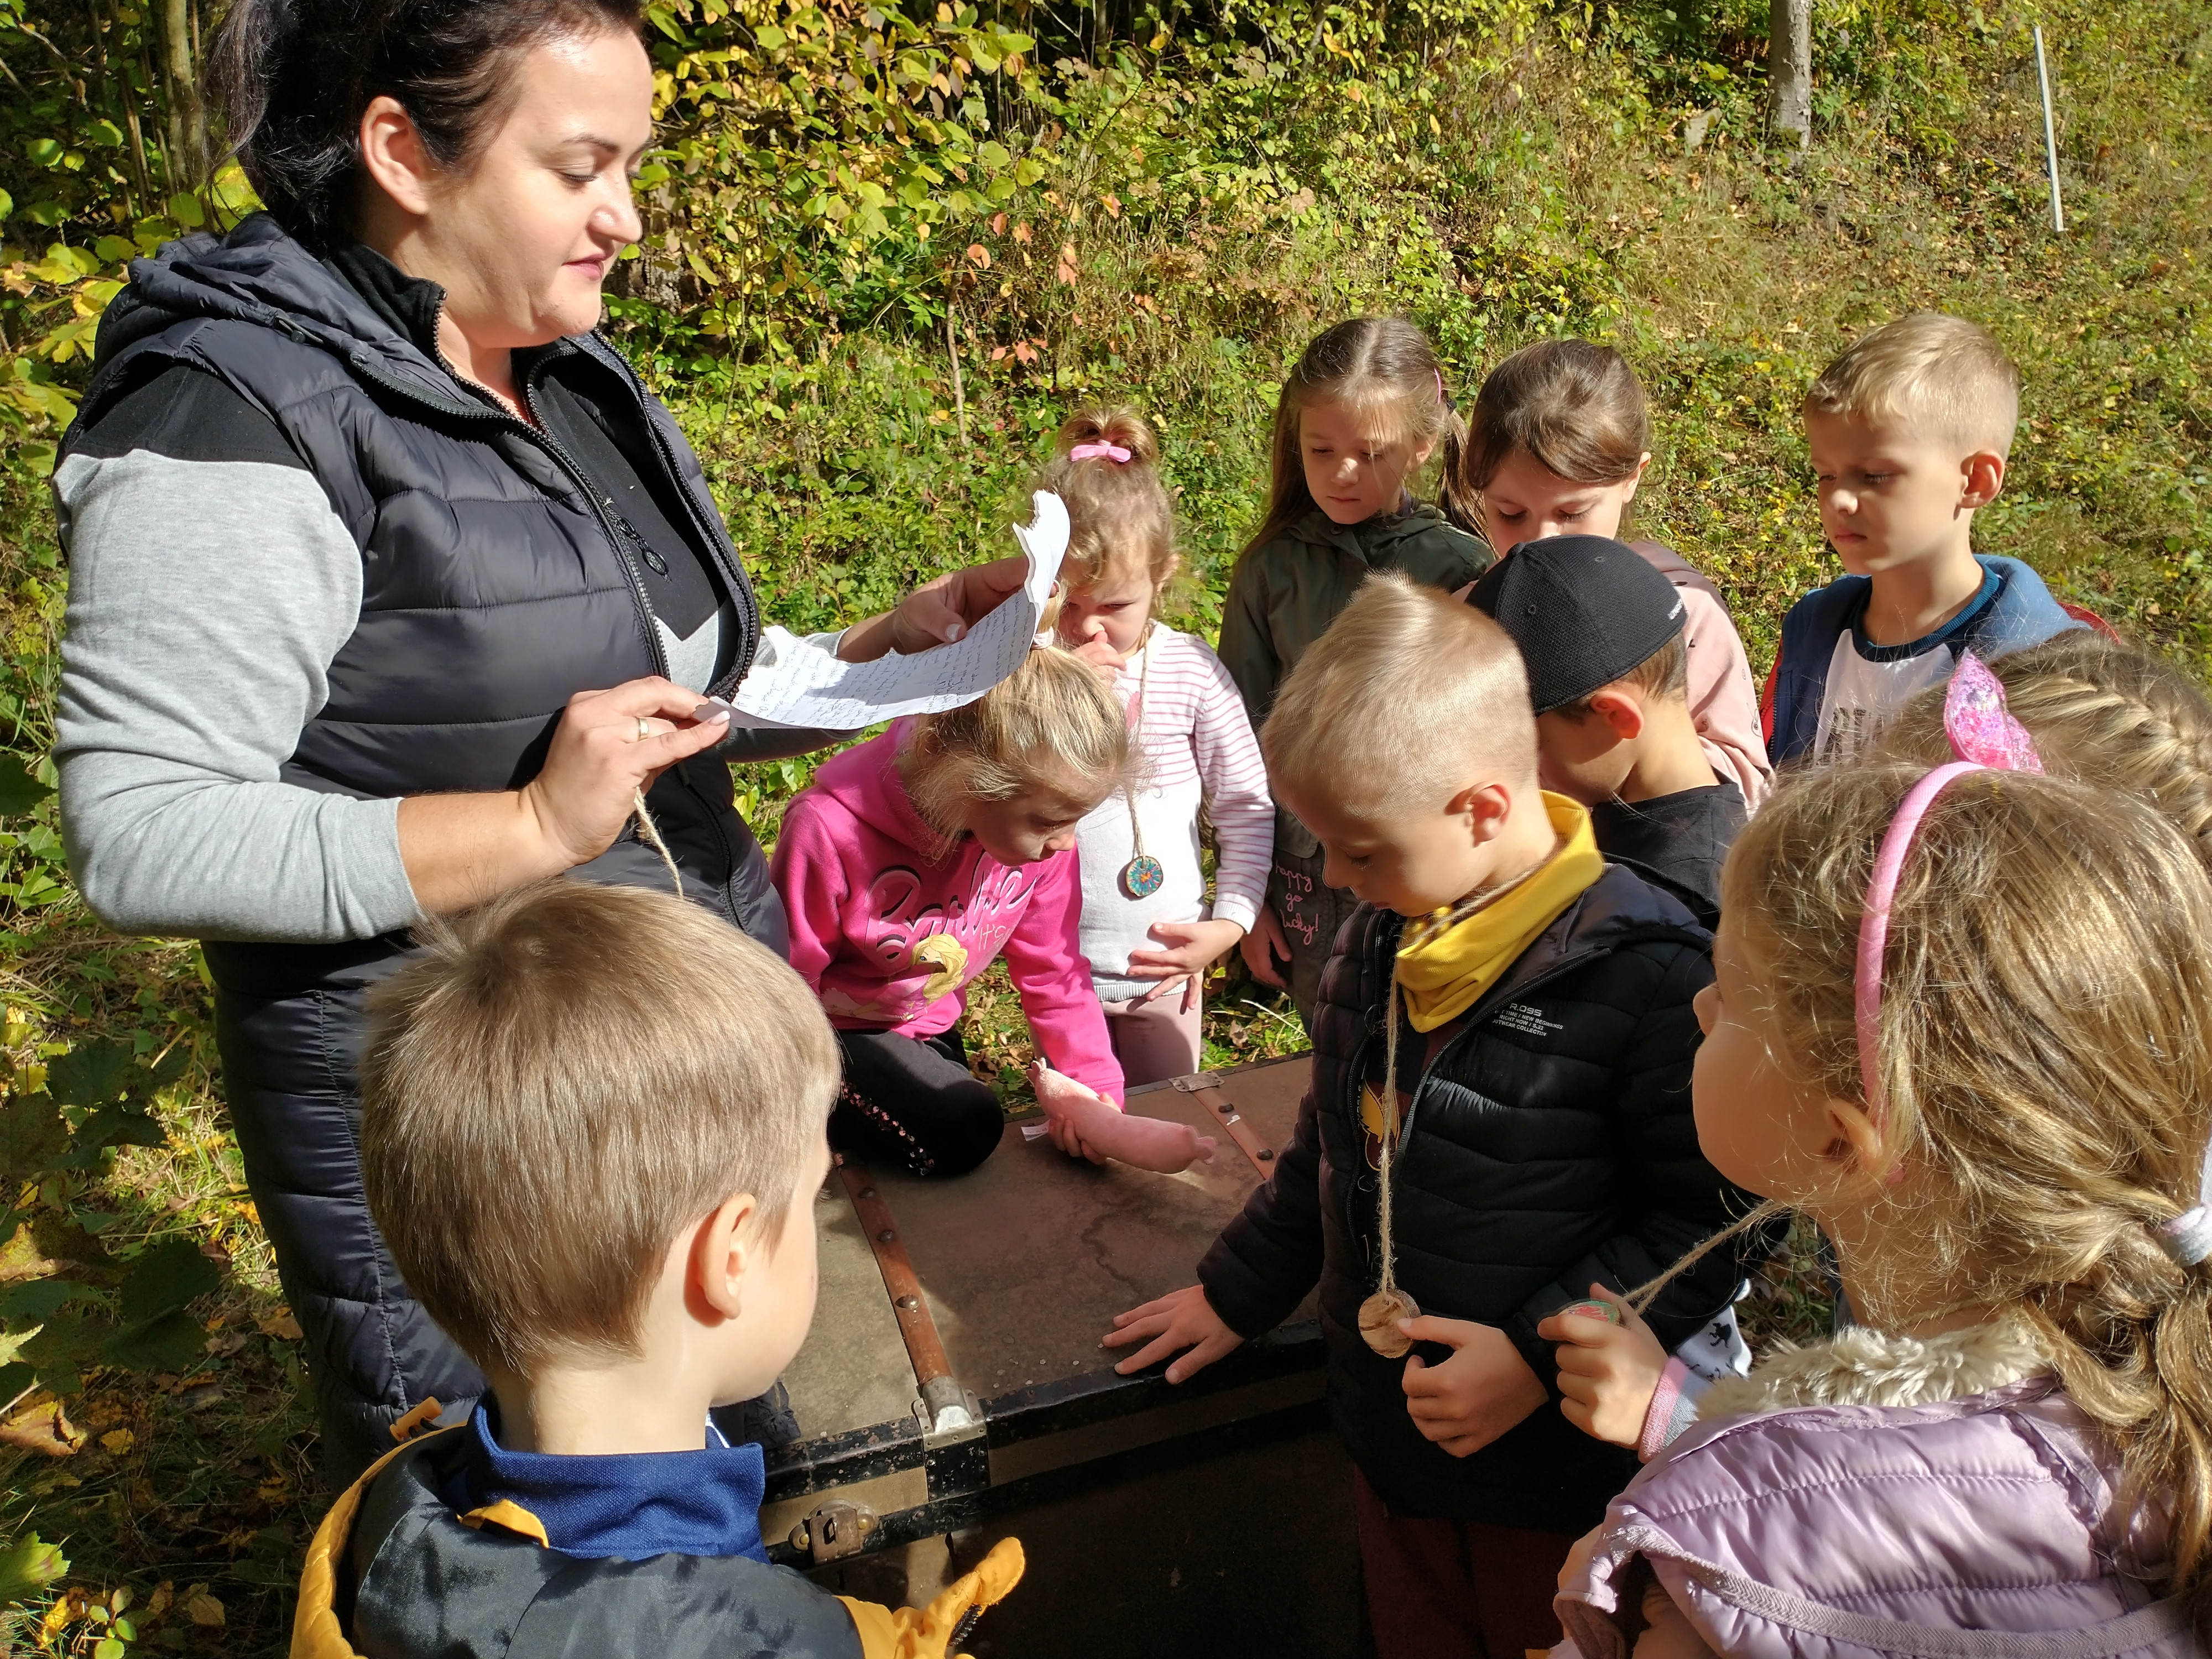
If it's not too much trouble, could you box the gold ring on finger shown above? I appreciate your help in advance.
[635,717,653,742]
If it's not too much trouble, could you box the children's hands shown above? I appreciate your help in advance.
[1398,1316,1549,1458]
[1103,1285,1246,1383]
[1240,906,1291,989]
[1128,919,1247,1011]
[1537,1284,1667,1450]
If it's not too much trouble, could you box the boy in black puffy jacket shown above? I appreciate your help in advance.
[1105,575,1764,1658]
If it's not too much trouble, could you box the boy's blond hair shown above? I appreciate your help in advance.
[1263,571,1536,817]
[1804,311,2021,457]
[359,881,838,1377]
[900,644,1135,839]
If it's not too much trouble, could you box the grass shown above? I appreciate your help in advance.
[0,0,2205,1645]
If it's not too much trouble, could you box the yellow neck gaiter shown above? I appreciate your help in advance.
[1393,794,1605,1034]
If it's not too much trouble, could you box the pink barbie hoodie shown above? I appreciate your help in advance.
[770,726,1124,1104]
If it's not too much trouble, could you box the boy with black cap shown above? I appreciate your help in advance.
[1468,535,1746,927]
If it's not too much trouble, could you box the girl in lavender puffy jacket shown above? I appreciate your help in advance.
[1543,658,2212,1658]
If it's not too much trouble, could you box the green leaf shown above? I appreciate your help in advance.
[975,139,1011,170]
[48,1040,131,1110]
[754,22,786,48]
[87,119,124,148]
[0,1280,83,1323]
[94,234,135,264]
[0,753,53,818]
[24,139,61,168]
[0,1095,65,1181]
[101,1310,205,1373]
[0,1327,41,1370]
[0,1535,69,1607]
[118,1239,221,1324]
[0,190,12,222]
[22,1311,112,1383]
[166,191,204,228]
[94,1636,124,1658]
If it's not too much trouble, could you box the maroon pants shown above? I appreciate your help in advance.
[1355,1470,1574,1658]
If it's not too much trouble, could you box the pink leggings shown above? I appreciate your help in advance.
[1100,990,1204,1088]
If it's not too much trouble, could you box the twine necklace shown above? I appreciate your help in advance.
[1358,862,1547,1359]
[1117,622,1165,901]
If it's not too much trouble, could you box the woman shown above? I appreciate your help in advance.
[54,0,1021,1481]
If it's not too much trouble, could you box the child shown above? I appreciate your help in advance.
[1215,316,1494,1027]
[1104,575,1766,1659]
[1470,535,1744,928]
[1546,639,2212,1453]
[1042,407,1274,1086]
[1459,338,1772,810]
[771,645,1133,1177]
[1764,311,2082,766]
[1550,704,2212,1656]
[300,880,1024,1658]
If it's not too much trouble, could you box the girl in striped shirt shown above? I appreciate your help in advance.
[1046,409,1276,1087]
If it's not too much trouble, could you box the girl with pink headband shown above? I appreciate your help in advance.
[1536,655,2212,1656]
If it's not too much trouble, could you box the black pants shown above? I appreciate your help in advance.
[831,1027,1005,1177]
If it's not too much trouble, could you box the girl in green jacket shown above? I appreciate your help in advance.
[1219,317,1494,1026]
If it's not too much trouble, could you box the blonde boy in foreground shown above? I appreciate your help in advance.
[291,881,1020,1659]
[1104,576,1763,1658]
[1764,311,2082,765]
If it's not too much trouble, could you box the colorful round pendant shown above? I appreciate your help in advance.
[1119,854,1165,900]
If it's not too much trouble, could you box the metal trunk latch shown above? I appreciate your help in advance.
[788,1499,878,1564]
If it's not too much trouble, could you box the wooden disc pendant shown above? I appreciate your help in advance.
[1359,1287,1420,1358]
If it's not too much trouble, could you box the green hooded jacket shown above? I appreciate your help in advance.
[1216,502,1494,856]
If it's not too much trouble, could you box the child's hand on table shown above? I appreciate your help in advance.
[1128,918,1247,1013]
[1240,907,1291,989]
[1397,1316,1549,1458]
[1103,1286,1246,1383]
[1537,1284,1667,1450]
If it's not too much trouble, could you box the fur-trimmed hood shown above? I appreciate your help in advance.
[1556,1321,2193,1659]
[1699,1316,2051,1419]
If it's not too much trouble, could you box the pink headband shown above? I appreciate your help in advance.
[1070,442,1131,464]
[1854,653,2042,1123]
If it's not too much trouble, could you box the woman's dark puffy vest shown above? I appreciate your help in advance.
[67,212,776,989]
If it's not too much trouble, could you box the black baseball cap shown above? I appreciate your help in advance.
[1465,536,1687,714]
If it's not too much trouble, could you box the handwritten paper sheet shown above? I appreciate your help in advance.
[726,491,1068,731]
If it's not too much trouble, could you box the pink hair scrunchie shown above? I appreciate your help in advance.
[1070,441,1131,464]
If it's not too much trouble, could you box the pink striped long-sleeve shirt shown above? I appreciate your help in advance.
[1075,625,1275,1003]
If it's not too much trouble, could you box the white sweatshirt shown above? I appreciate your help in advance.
[1075,626,1274,1003]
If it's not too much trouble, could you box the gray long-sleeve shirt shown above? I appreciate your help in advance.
[52,366,826,945]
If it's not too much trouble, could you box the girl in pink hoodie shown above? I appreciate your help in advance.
[771,646,1135,1177]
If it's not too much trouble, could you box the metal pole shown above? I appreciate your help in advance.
[2034,25,2065,234]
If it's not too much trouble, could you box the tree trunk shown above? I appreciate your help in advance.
[1770,0,1812,147]
[161,0,205,185]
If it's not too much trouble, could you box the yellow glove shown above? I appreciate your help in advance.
[838,1537,1026,1659]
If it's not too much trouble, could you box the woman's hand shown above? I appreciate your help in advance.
[837,555,1031,662]
[1537,1284,1668,1451]
[1127,918,1246,1013]
[1103,1285,1245,1383]
[1240,905,1292,990]
[399,677,730,914]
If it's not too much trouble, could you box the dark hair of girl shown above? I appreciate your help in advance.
[209,0,644,244]
[1460,338,1652,494]
[1237,317,1478,565]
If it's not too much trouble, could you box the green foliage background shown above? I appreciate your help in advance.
[0,0,2207,1647]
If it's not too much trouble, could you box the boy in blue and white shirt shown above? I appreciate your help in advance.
[1762,312,2083,766]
